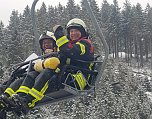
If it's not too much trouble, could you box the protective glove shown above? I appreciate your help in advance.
[43,57,60,69]
[53,25,69,48]
[53,25,64,39]
[34,60,43,72]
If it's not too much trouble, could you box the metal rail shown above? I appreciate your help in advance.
[31,0,40,54]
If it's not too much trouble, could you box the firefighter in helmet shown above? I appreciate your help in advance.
[1,18,94,115]
[0,31,57,112]
[39,31,57,55]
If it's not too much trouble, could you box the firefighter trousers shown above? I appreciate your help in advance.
[4,71,39,97]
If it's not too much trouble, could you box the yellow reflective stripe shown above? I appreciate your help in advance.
[73,72,86,90]
[4,88,15,97]
[16,86,30,94]
[40,81,48,94]
[55,67,60,73]
[66,58,71,64]
[29,88,44,100]
[28,81,49,107]
[76,42,85,55]
[28,99,38,108]
[28,82,48,107]
[89,62,94,70]
[57,47,60,52]
[87,62,94,80]
[56,36,69,48]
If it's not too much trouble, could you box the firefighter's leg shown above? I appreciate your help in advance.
[0,71,38,111]
[7,68,56,115]
[4,78,24,97]
[9,68,54,115]
[0,79,23,111]
[27,68,54,108]
[12,69,54,107]
[16,71,39,96]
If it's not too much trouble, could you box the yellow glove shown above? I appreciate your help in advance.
[34,60,43,72]
[43,57,60,69]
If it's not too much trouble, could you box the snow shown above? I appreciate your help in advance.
[145,92,152,103]
[109,52,135,58]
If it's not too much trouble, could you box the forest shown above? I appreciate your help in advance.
[0,0,152,118]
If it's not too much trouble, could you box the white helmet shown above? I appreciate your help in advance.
[39,31,56,50]
[39,31,56,42]
[66,18,88,38]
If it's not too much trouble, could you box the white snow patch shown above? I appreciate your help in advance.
[145,92,152,103]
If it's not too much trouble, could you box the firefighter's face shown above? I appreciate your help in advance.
[42,39,53,50]
[69,29,81,41]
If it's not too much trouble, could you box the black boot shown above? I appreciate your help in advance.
[11,94,30,115]
[0,94,16,111]
[0,109,7,119]
[0,94,8,110]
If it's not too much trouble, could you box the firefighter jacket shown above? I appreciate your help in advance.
[56,35,94,71]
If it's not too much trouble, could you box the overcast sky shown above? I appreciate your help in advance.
[0,0,152,26]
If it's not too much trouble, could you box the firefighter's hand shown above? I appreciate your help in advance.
[44,57,60,69]
[53,25,64,39]
[34,60,43,72]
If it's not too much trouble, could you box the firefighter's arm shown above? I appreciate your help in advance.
[53,25,69,49]
[68,41,87,56]
[34,57,60,72]
[63,40,90,58]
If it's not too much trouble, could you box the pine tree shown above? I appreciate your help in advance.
[19,6,33,34]
[133,3,144,67]
[101,0,111,24]
[66,0,80,20]
[144,4,152,62]
[100,0,112,53]
[37,2,48,34]
[47,5,58,30]
[0,22,6,72]
[107,0,121,58]
[8,10,20,37]
[18,6,35,58]
[121,0,134,62]
[7,10,23,65]
[55,3,67,26]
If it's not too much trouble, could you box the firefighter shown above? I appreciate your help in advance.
[4,18,94,115]
[0,31,57,112]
